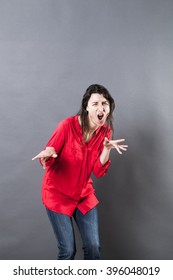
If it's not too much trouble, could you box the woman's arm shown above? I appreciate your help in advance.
[32,146,57,169]
[32,119,68,168]
[100,137,128,165]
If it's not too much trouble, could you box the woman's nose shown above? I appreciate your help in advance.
[98,105,104,112]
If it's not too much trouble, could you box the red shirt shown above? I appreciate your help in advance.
[41,115,112,216]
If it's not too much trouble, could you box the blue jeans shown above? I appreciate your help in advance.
[46,207,100,260]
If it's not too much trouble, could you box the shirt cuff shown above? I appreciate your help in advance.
[39,157,55,168]
[93,158,111,177]
[45,157,55,167]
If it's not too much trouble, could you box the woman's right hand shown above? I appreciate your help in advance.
[32,146,57,169]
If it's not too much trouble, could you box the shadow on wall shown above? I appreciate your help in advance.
[95,122,173,260]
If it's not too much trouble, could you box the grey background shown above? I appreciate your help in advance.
[0,0,173,260]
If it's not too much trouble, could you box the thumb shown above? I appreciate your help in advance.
[52,153,58,158]
[104,137,109,143]
[103,137,109,146]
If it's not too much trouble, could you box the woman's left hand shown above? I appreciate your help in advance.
[103,137,128,154]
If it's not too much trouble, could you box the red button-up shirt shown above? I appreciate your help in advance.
[41,115,112,216]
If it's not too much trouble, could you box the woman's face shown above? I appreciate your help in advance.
[86,93,110,129]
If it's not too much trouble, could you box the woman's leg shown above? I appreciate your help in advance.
[46,208,76,259]
[74,207,101,260]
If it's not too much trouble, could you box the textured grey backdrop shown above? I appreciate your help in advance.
[0,0,173,260]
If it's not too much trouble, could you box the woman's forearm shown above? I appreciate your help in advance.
[100,146,111,165]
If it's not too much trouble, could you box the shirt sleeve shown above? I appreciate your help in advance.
[92,127,112,178]
[40,119,66,167]
[92,158,111,178]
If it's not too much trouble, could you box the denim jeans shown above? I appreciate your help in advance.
[46,207,100,260]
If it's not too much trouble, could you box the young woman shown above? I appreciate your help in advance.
[32,84,128,259]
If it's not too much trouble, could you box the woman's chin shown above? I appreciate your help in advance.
[97,118,106,126]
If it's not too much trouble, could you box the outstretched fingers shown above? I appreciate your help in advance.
[32,152,44,161]
[119,145,128,151]
[32,147,58,161]
[110,140,128,154]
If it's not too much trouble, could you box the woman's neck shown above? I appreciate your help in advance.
[84,130,95,143]
[78,116,98,143]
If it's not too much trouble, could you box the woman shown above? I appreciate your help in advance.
[32,84,128,259]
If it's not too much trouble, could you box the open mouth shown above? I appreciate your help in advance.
[97,114,104,121]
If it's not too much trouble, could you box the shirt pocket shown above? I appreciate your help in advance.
[62,143,84,163]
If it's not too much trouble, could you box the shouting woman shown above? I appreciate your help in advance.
[32,84,128,260]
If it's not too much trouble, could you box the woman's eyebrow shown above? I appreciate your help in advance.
[102,100,109,104]
[91,101,109,104]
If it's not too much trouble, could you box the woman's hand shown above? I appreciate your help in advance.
[103,137,128,154]
[32,146,57,169]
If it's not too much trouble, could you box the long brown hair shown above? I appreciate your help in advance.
[78,84,115,135]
